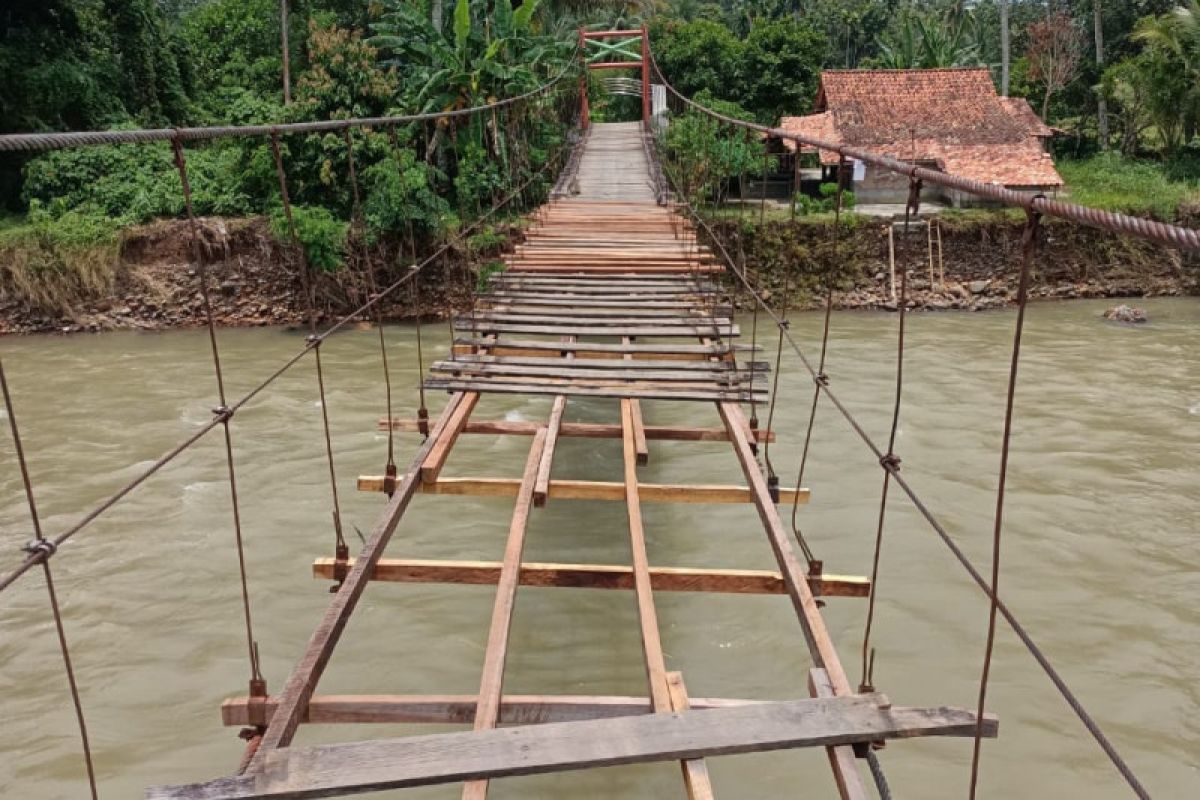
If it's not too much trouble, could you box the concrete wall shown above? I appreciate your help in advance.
[854,166,1059,207]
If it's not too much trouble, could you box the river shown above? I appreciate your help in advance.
[1,297,1197,798]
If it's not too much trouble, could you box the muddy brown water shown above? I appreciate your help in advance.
[1,298,1197,798]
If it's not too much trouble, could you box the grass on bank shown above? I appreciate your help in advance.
[1058,153,1200,221]
[0,208,123,314]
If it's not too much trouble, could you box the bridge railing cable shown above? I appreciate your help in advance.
[647,44,1156,799]
[0,55,580,598]
[0,54,580,796]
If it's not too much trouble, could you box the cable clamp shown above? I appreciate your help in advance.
[777,319,791,330]
[212,405,234,423]
[814,372,830,387]
[767,474,780,504]
[305,334,321,348]
[21,538,57,561]
[879,453,902,472]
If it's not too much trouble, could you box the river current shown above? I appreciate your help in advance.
[1,298,1197,798]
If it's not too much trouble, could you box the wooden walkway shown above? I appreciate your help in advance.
[152,123,994,800]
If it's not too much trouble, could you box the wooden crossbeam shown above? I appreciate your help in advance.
[151,695,997,798]
[451,322,738,338]
[357,475,809,505]
[423,378,762,403]
[311,558,869,598]
[431,355,767,373]
[220,693,763,728]
[453,338,756,356]
[378,419,776,443]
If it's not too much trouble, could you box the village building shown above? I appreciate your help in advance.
[777,68,1063,207]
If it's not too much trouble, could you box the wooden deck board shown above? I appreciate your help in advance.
[150,695,996,798]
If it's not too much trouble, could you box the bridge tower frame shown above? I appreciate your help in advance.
[579,26,651,129]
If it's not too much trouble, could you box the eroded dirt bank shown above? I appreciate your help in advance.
[2,213,1195,334]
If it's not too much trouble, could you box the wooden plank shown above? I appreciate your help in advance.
[423,378,761,403]
[809,668,870,800]
[311,558,869,598]
[428,364,756,384]
[452,322,739,338]
[464,429,548,800]
[434,355,766,374]
[357,475,809,505]
[380,418,776,443]
[420,392,481,484]
[623,336,649,465]
[221,693,764,727]
[533,336,572,507]
[478,303,727,317]
[243,392,470,773]
[717,402,853,697]
[621,398,671,712]
[453,338,756,356]
[666,673,715,800]
[459,313,733,327]
[151,695,997,799]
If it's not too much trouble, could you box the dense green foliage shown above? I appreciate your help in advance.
[2,0,580,281]
[4,0,1200,236]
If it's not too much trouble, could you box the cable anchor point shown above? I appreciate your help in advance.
[21,538,57,561]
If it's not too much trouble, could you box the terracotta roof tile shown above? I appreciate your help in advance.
[777,68,1063,188]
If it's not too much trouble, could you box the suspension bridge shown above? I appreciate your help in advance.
[1,28,1196,800]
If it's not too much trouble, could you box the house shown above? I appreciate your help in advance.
[776,68,1063,207]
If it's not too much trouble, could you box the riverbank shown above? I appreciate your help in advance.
[711,211,1199,313]
[1,211,1196,334]
[0,216,482,334]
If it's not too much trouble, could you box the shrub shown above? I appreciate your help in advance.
[269,204,347,272]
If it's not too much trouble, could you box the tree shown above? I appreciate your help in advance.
[1026,12,1083,120]
[874,10,982,69]
[738,19,827,119]
[1000,0,1011,95]
[1095,0,1108,147]
[650,18,745,105]
[1134,0,1200,145]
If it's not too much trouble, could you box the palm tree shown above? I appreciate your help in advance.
[1134,0,1200,144]
[876,12,982,69]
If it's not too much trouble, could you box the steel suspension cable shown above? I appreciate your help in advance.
[0,84,575,599]
[386,125,431,438]
[0,50,582,153]
[786,154,851,569]
[342,127,399,492]
[172,137,265,697]
[1,359,99,799]
[859,175,921,692]
[967,207,1050,798]
[647,48,1152,796]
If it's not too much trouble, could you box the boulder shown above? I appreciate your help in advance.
[968,280,989,295]
[1103,304,1147,324]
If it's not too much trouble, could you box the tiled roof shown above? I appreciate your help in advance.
[778,68,1063,187]
[998,97,1054,137]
